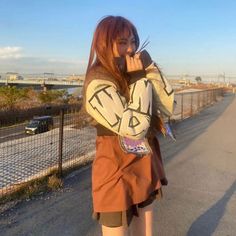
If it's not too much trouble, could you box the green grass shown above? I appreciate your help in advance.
[0,172,62,205]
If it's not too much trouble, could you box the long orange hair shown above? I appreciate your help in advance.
[85,16,140,96]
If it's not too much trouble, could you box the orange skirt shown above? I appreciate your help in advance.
[92,135,167,213]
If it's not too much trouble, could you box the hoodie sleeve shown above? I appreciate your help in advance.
[85,78,152,139]
[137,50,174,117]
[145,62,174,117]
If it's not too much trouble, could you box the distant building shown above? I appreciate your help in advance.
[43,73,56,80]
[6,72,24,80]
[67,74,84,81]
[178,79,190,85]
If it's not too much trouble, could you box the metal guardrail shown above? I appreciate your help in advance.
[173,88,224,121]
[0,79,83,91]
[0,79,83,86]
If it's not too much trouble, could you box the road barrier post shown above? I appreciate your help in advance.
[190,93,193,116]
[58,109,64,177]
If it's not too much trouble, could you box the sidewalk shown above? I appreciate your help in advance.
[155,93,236,236]
[0,94,236,236]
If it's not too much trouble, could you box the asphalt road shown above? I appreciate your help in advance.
[0,94,236,236]
[0,114,74,143]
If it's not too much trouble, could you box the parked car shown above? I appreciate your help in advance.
[25,116,53,134]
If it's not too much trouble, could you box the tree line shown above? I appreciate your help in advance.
[0,87,78,111]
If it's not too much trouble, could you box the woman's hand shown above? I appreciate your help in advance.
[126,53,143,73]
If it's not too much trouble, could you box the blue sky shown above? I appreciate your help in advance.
[0,0,236,80]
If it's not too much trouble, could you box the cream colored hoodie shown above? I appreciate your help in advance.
[85,63,174,140]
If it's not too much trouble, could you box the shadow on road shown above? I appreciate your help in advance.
[159,94,235,164]
[0,165,98,236]
[187,179,236,236]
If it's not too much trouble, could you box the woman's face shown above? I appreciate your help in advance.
[113,32,136,57]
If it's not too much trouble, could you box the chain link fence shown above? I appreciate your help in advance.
[0,107,96,197]
[173,88,224,120]
[0,88,224,197]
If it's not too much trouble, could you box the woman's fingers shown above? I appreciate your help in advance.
[126,55,133,71]
[126,54,143,72]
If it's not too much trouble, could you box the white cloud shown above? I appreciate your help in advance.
[0,46,23,59]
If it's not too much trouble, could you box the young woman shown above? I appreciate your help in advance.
[84,15,174,236]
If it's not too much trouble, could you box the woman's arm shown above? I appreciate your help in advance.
[138,50,174,117]
[85,78,152,139]
[145,62,174,117]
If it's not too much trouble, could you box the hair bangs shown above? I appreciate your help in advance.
[113,17,140,49]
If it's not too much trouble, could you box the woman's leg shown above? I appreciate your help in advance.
[102,225,128,236]
[129,202,154,236]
